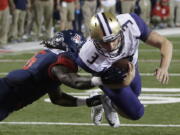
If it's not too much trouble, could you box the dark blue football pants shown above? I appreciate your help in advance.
[0,78,13,121]
[101,67,144,120]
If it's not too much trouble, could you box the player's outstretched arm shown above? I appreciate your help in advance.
[51,65,102,89]
[48,87,102,107]
[145,31,173,84]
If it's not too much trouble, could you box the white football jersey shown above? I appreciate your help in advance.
[78,13,151,73]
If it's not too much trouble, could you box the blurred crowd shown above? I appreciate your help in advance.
[0,0,180,47]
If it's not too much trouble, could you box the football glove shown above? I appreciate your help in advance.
[86,95,102,107]
[102,62,135,89]
[41,32,67,51]
[101,67,127,84]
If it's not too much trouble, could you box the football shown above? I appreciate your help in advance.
[103,59,135,89]
[112,58,130,72]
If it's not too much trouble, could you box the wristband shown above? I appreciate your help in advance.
[91,77,103,86]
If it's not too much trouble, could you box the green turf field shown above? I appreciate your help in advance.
[0,36,180,135]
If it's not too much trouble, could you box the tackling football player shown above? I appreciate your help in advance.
[0,30,104,121]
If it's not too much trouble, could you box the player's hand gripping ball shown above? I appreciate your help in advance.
[101,59,135,89]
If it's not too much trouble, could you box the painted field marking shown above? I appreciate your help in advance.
[139,49,180,52]
[0,59,26,62]
[1,72,180,76]
[140,73,180,76]
[79,72,180,77]
[86,88,180,93]
[1,122,180,127]
[44,88,180,105]
[1,48,180,56]
[0,49,13,53]
[1,59,180,63]
[138,59,180,63]
[78,72,180,77]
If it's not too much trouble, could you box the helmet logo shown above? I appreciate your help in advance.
[71,34,81,44]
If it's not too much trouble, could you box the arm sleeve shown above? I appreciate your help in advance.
[130,13,152,41]
[56,55,78,72]
[48,55,78,79]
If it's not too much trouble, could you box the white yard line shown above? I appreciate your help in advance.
[1,88,180,127]
[86,88,180,93]
[0,122,180,127]
[138,59,180,62]
[139,49,180,52]
[1,48,180,55]
[140,73,180,76]
[0,59,27,62]
[0,73,7,75]
[155,27,180,36]
[44,88,180,105]
[1,59,180,63]
[1,72,180,76]
[0,51,36,58]
[79,72,180,77]
[63,93,180,97]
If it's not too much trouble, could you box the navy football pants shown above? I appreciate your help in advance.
[101,68,144,120]
[0,78,12,121]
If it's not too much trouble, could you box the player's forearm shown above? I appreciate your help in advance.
[51,92,77,107]
[146,31,173,70]
[159,39,173,71]
[58,74,103,89]
[52,65,102,89]
[60,73,95,89]
[50,92,102,107]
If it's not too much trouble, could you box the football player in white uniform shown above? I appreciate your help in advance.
[76,12,173,127]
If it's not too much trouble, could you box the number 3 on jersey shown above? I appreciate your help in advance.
[87,52,99,64]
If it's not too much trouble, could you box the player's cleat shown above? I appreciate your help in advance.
[90,92,104,125]
[91,104,104,125]
[101,95,120,128]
